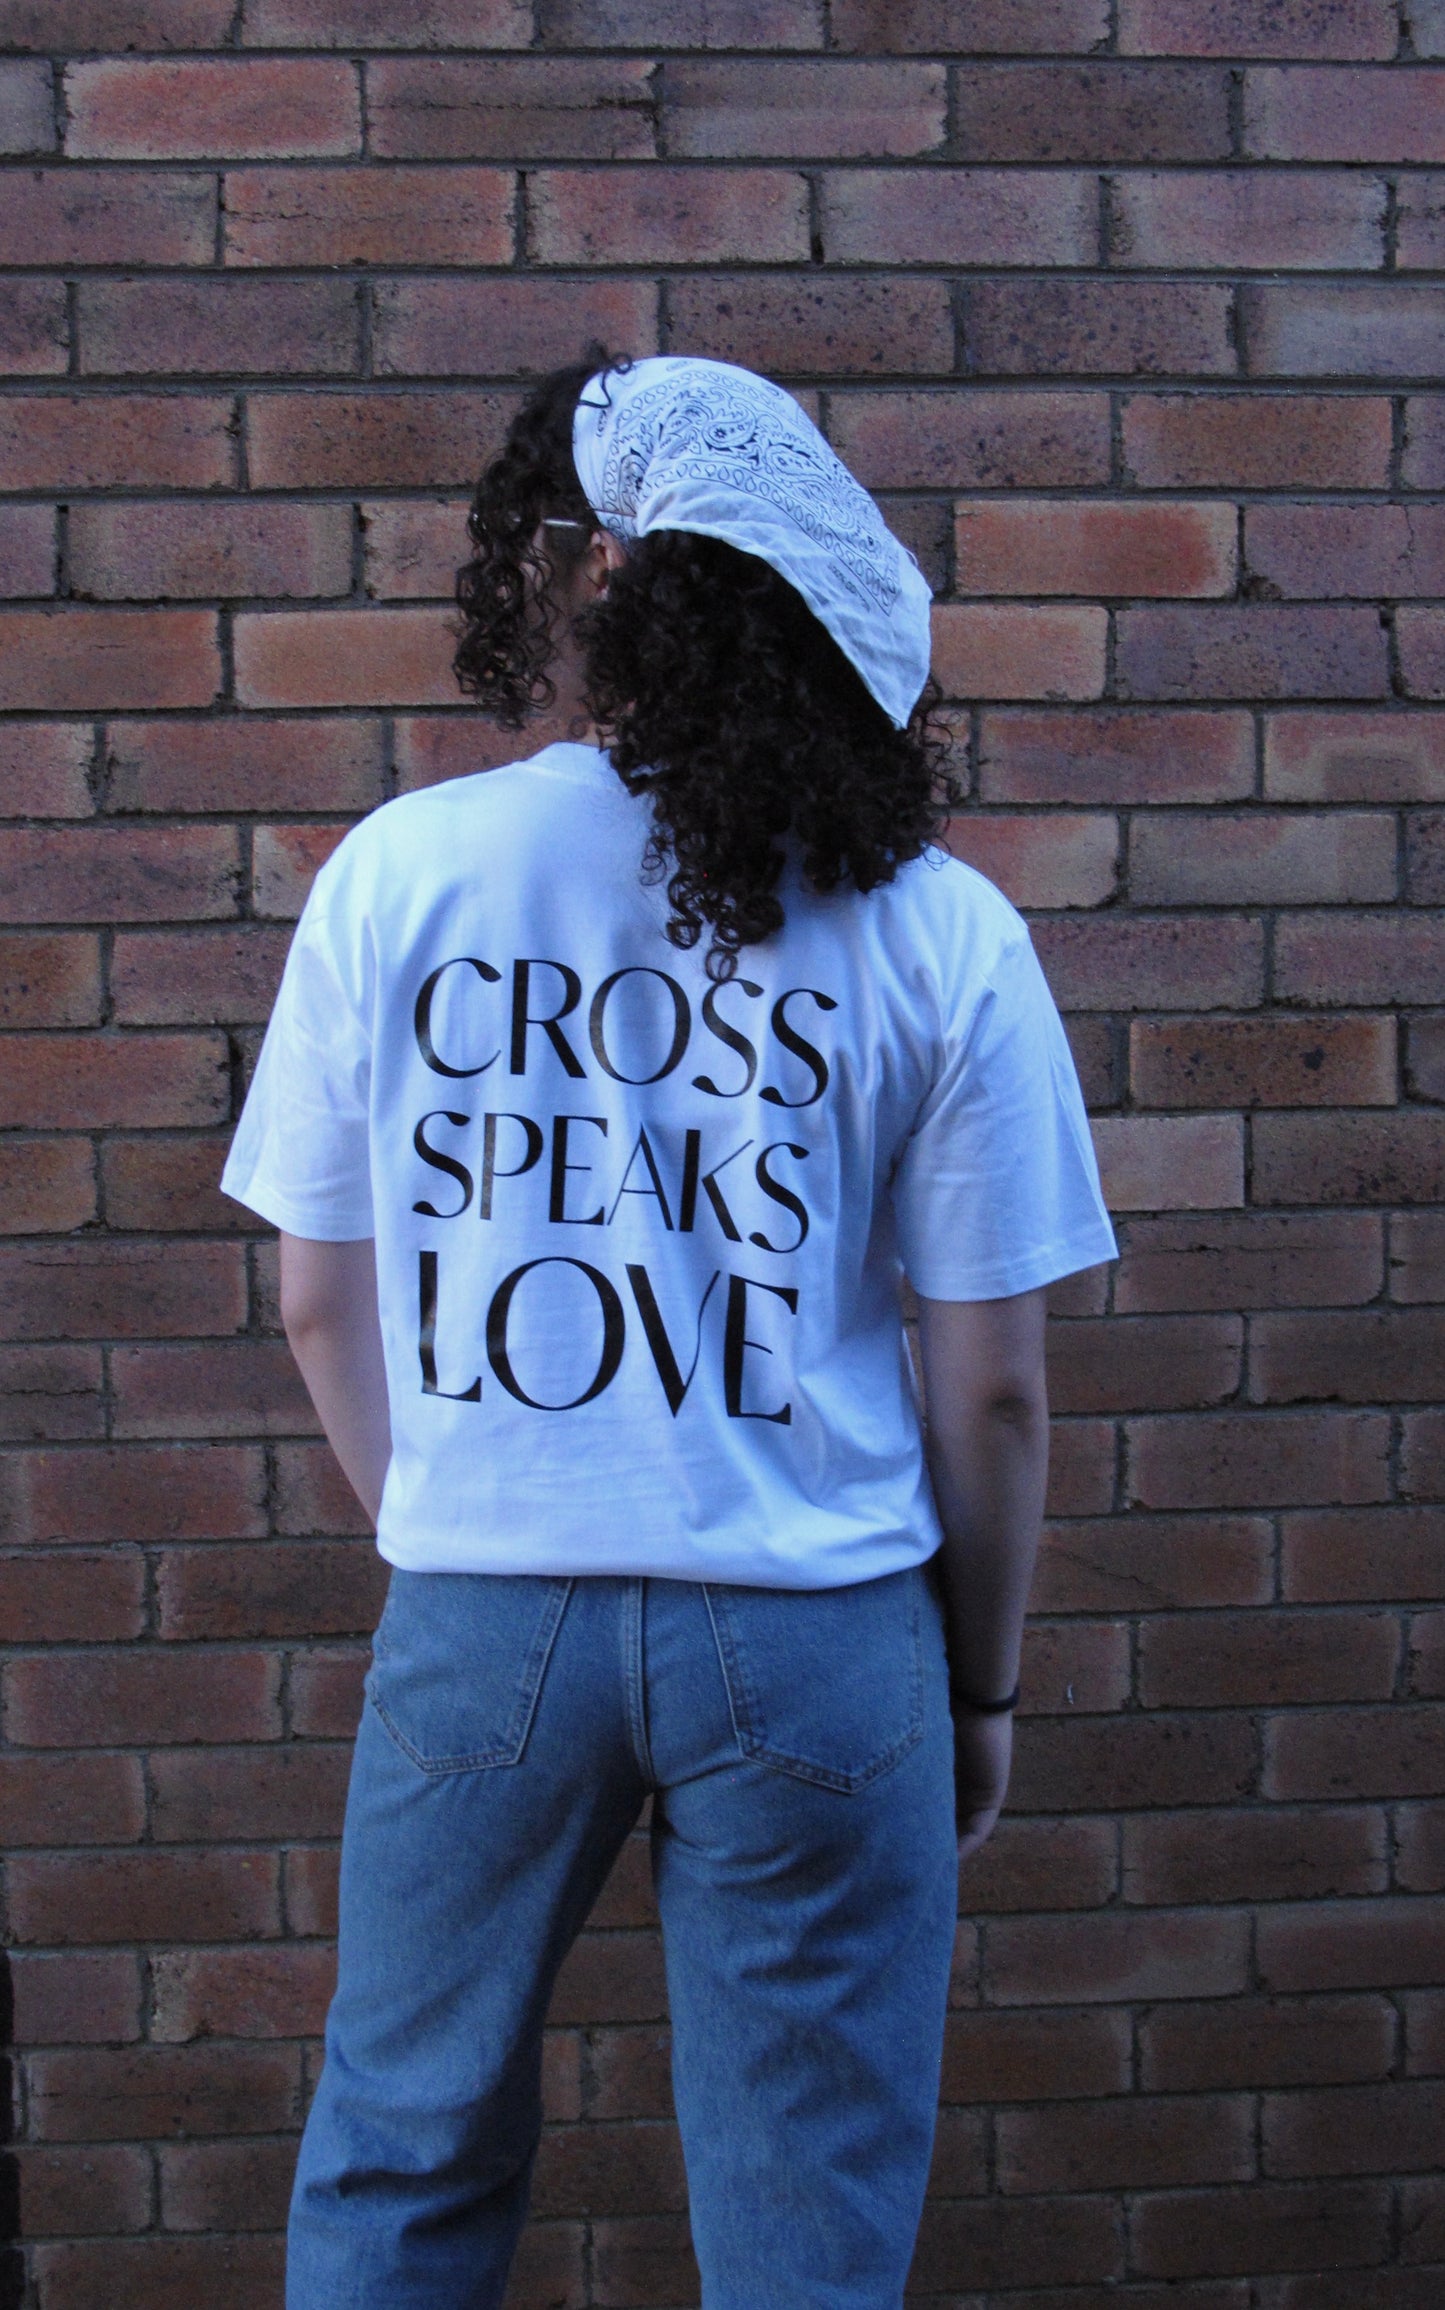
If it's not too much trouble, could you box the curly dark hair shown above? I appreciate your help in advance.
[454,352,958,981]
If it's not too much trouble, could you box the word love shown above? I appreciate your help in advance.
[415,954,838,1104]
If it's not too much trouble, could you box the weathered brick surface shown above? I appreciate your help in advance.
[1,20,1439,2304]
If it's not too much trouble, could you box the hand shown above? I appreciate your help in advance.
[952,1707,1013,1863]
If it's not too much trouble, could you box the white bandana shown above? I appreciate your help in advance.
[571,356,933,731]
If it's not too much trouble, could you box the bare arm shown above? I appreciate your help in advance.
[915,1286,1050,1859]
[279,1233,392,1527]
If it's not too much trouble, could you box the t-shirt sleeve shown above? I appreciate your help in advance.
[219,868,374,1241]
[891,921,1117,1300]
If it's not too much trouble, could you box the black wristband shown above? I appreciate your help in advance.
[949,1678,1021,1716]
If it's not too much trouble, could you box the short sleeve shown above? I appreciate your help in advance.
[891,926,1117,1300]
[220,871,374,1241]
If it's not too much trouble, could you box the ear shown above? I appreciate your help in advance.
[585,529,629,594]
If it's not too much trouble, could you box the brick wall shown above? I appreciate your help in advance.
[2,2,1444,2303]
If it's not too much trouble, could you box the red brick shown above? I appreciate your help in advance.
[1265,1705,1445,1801]
[1284,1507,1445,1601]
[587,2024,674,2119]
[1242,281,1445,376]
[1250,1308,1445,1406]
[0,1032,230,1128]
[0,166,215,266]
[0,391,232,491]
[1400,607,1445,699]
[0,1239,244,1341]
[151,1943,335,2044]
[1047,1313,1241,1413]
[1011,1711,1256,1812]
[1131,2180,1389,2279]
[98,1135,249,1233]
[157,2137,293,2232]
[1141,1993,1394,2093]
[0,1139,95,1231]
[1033,913,1264,1011]
[393,714,566,791]
[0,721,94,817]
[0,501,54,596]
[957,60,1229,158]
[824,165,1092,262]
[997,2093,1252,2195]
[112,925,292,1024]
[0,1348,106,1442]
[913,2196,1125,2292]
[247,0,529,38]
[1126,1805,1386,1906]
[1061,1015,1121,1111]
[1143,809,1398,904]
[0,276,68,375]
[986,1908,1250,2005]
[157,1541,385,1640]
[13,2144,150,2237]
[1399,1806,1445,1894]
[980,707,1251,807]
[0,56,53,151]
[957,1814,1119,1914]
[0,823,238,923]
[0,1546,143,1639]
[111,1339,317,1440]
[549,1933,669,2028]
[1115,168,1384,269]
[1393,1214,1445,1302]
[1413,0,1445,54]
[943,812,1118,908]
[235,607,456,710]
[1265,708,1445,800]
[1127,1410,1390,1509]
[831,0,1109,47]
[0,932,102,1028]
[1019,1618,1131,1711]
[956,499,1235,599]
[1405,392,1445,485]
[1258,1896,1445,1991]
[370,55,651,161]
[10,1850,281,1949]
[1091,1115,1243,1212]
[76,273,360,378]
[1245,64,1445,160]
[10,1951,141,2046]
[373,276,656,381]
[274,1440,373,1537]
[1410,1613,1445,1697]
[290,1649,369,1738]
[246,388,512,489]
[968,279,1235,377]
[931,604,1106,701]
[1124,391,1392,488]
[941,2008,1129,2105]
[29,2041,296,2141]
[528,165,808,264]
[225,163,512,270]
[1265,2078,1445,2180]
[285,1844,339,1936]
[1404,1412,1445,1500]
[252,822,349,917]
[665,273,954,377]
[1034,1512,1273,1610]
[668,59,942,157]
[529,2115,688,2222]
[1398,170,1445,271]
[6,1646,280,1747]
[0,1752,146,1847]
[1116,1213,1384,1313]
[1119,1,1398,58]
[150,1744,350,1842]
[1398,1007,1443,1090]
[30,2236,286,2310]
[1131,1013,1395,1110]
[538,0,823,44]
[1406,809,1445,904]
[106,715,381,816]
[1250,502,1445,599]
[361,498,468,599]
[829,390,1110,491]
[1275,911,1445,1004]
[0,609,221,712]
[66,57,358,160]
[0,0,233,43]
[1143,1608,1400,1707]
[1123,605,1390,699]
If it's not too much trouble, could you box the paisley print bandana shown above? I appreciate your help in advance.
[571,356,933,730]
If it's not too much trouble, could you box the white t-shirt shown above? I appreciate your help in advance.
[222,740,1117,1588]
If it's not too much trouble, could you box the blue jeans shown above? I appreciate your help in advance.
[287,1563,958,2310]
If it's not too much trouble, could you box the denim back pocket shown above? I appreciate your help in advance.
[704,1564,926,1793]
[366,1570,573,1773]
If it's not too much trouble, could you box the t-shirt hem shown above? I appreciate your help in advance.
[902,1222,1119,1303]
[219,1165,375,1242]
[373,1525,942,1591]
